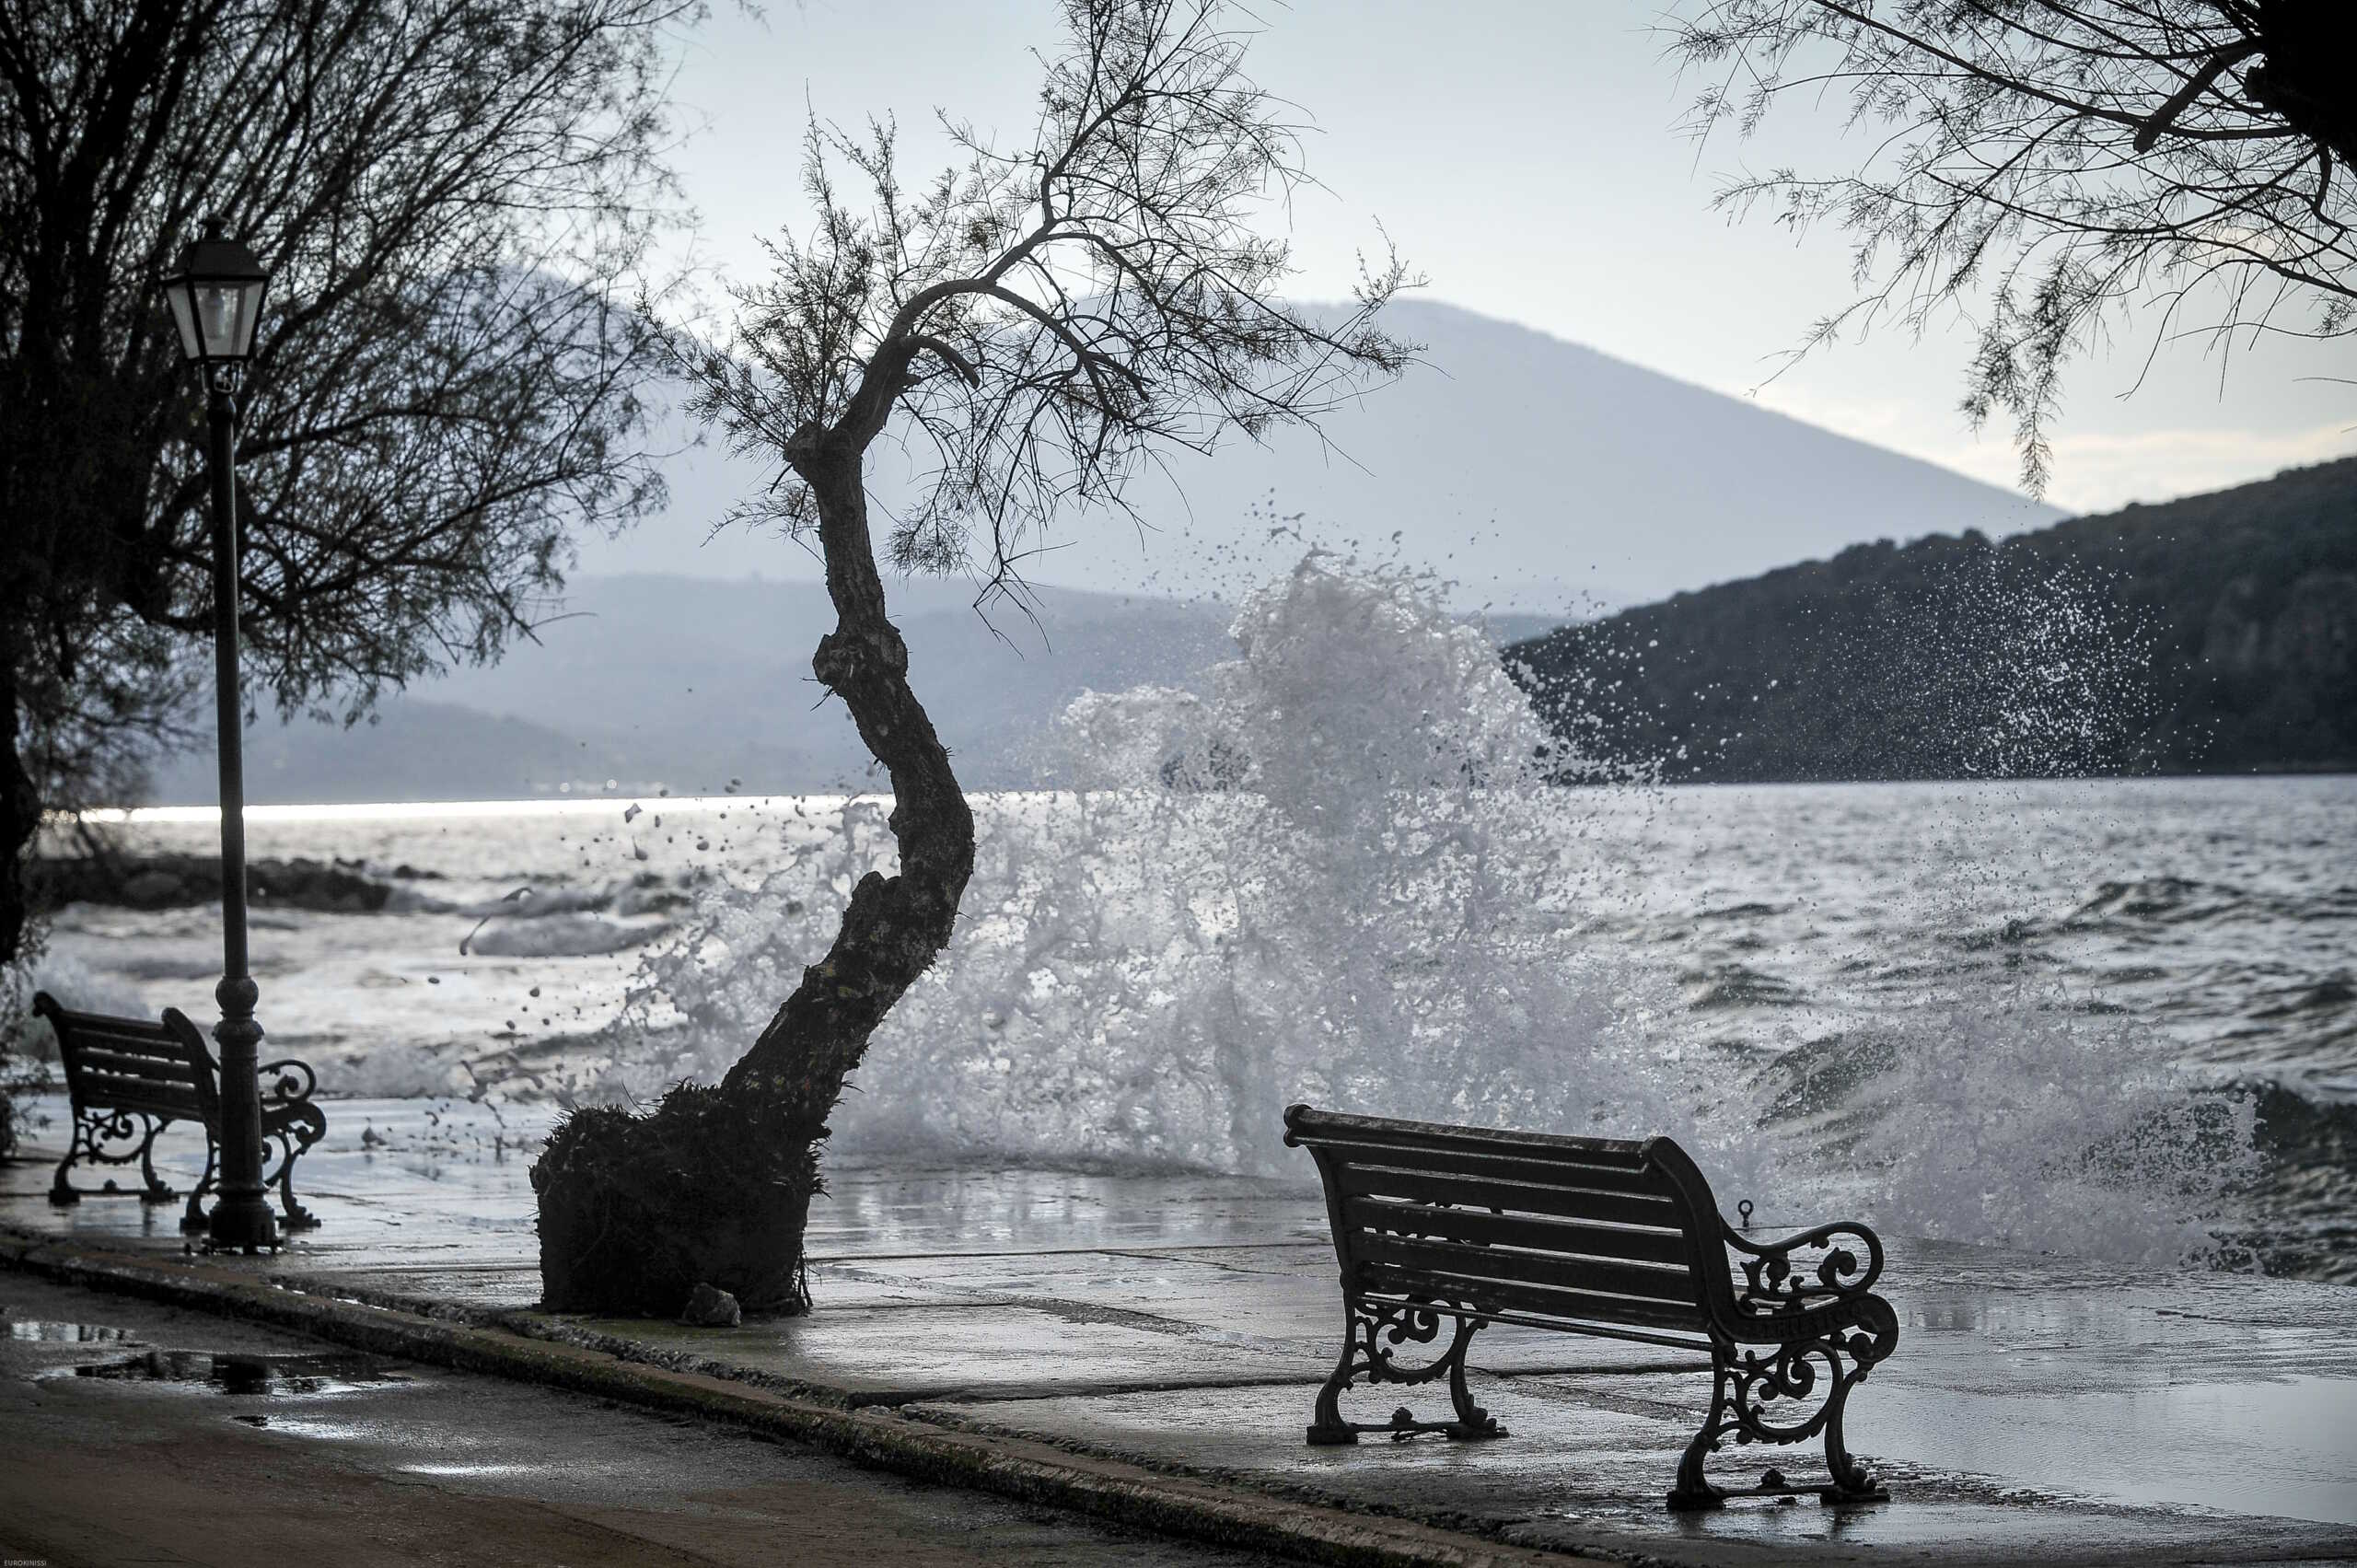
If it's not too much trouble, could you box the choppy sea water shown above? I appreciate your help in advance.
[29,773,2355,1282]
[20,559,2357,1284]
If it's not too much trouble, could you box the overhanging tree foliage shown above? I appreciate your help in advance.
[1666,1,2357,494]
[0,0,694,970]
[530,0,1413,1315]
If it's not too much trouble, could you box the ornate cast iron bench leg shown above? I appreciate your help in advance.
[50,1109,177,1206]
[1668,1318,1894,1511]
[260,1062,328,1230]
[1668,1353,1736,1510]
[1310,1292,1366,1443]
[263,1107,327,1230]
[182,1141,218,1232]
[1817,1365,1887,1507]
[137,1122,176,1202]
[49,1140,80,1206]
[1306,1295,1505,1446]
[1815,1295,1898,1506]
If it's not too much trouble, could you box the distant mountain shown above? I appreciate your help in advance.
[153,576,1240,803]
[215,701,642,804]
[149,570,1579,804]
[1506,459,2357,780]
[575,299,2063,612]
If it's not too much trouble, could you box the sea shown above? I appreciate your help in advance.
[21,561,2357,1284]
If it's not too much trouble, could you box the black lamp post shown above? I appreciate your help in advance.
[162,216,277,1253]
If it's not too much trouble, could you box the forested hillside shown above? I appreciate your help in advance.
[1507,459,2357,780]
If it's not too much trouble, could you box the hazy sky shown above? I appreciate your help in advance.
[628,0,2351,525]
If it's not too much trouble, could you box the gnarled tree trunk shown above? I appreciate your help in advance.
[532,437,975,1316]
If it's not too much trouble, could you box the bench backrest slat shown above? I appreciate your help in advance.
[1342,1195,1692,1268]
[65,1021,181,1054]
[1287,1103,1741,1336]
[1303,1135,1666,1193]
[1355,1230,1702,1307]
[70,1045,203,1084]
[1334,1162,1686,1230]
[1283,1105,1652,1165]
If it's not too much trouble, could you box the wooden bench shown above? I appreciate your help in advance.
[1284,1104,1899,1510]
[36,992,327,1232]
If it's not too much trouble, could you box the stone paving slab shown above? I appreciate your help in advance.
[316,1263,551,1310]
[913,1375,2355,1566]
[825,1248,1707,1374]
[6,1094,2357,1566]
[578,1301,1318,1402]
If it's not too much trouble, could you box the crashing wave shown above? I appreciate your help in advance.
[586,551,2259,1268]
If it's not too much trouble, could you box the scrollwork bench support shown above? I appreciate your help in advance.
[1307,1295,1504,1445]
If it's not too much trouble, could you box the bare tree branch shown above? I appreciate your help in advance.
[530,0,1416,1318]
[1666,0,2356,494]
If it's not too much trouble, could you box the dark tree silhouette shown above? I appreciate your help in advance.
[1666,1,2356,494]
[0,0,694,971]
[530,0,1414,1315]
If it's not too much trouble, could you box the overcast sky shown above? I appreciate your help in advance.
[625,0,2352,530]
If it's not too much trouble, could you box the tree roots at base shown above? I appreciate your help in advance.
[532,1083,820,1317]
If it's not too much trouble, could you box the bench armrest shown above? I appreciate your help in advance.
[258,1057,319,1104]
[1721,1217,1885,1314]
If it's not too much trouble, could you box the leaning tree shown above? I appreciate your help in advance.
[530,0,1413,1315]
[1665,1,2356,494]
[0,0,694,971]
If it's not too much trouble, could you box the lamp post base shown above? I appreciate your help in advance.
[203,1193,279,1253]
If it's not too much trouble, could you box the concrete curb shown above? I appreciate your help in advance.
[0,1227,1610,1568]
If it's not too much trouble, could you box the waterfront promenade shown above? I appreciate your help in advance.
[5,1096,2353,1565]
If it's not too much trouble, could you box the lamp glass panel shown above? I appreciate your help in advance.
[195,284,244,358]
[233,278,267,355]
[167,286,203,361]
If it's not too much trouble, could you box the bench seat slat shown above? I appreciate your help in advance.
[77,1067,203,1103]
[1358,1262,1708,1333]
[1337,1163,1685,1229]
[1299,1136,1670,1193]
[1357,1296,1714,1353]
[1353,1229,1703,1306]
[69,1047,201,1083]
[69,1027,185,1058]
[1342,1195,1691,1266]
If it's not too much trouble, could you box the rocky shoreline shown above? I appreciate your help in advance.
[26,853,435,914]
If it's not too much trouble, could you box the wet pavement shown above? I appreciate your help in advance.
[6,1094,2357,1564]
[0,1271,1306,1567]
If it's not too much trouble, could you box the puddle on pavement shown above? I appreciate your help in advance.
[226,1413,378,1441]
[7,1321,140,1343]
[59,1349,411,1396]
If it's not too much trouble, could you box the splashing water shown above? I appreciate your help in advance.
[596,551,2258,1267]
[1848,987,2256,1262]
